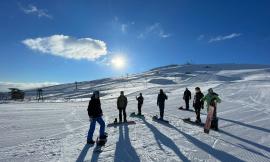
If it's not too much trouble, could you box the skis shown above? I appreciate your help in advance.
[152,115,169,123]
[107,121,136,127]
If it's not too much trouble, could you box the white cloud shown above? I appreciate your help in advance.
[22,35,108,61]
[197,34,205,41]
[138,23,171,39]
[209,33,242,43]
[19,4,52,19]
[121,24,128,33]
[0,82,59,92]
[112,17,135,34]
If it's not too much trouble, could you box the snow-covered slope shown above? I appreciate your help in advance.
[0,64,270,162]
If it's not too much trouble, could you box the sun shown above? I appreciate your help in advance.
[111,56,126,69]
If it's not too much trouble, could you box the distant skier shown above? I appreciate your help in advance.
[157,89,168,120]
[183,88,192,110]
[193,87,204,123]
[87,91,107,144]
[136,93,144,115]
[202,88,221,133]
[117,91,128,122]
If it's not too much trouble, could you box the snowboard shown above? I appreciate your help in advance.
[107,121,136,127]
[94,136,107,153]
[152,115,169,123]
[178,106,194,112]
[130,112,145,118]
[204,106,215,133]
[182,118,219,131]
[182,118,204,126]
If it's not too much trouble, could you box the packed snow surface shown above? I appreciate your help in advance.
[0,64,270,162]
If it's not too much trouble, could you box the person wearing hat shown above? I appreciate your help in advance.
[157,89,168,120]
[201,88,221,113]
[117,91,128,122]
[136,93,144,115]
[193,87,204,123]
[87,91,106,144]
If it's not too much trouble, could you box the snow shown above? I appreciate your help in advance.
[1,64,270,162]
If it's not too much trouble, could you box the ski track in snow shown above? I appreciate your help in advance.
[1,64,270,162]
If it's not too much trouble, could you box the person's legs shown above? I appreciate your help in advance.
[119,109,123,122]
[197,107,201,122]
[195,107,199,120]
[123,108,127,121]
[138,104,142,115]
[185,99,189,109]
[159,104,164,119]
[213,106,217,118]
[96,117,105,138]
[87,118,97,141]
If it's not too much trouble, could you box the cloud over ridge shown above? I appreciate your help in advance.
[22,35,108,61]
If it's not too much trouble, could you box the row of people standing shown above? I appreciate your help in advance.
[86,88,221,144]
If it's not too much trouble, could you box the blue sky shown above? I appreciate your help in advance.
[0,0,270,90]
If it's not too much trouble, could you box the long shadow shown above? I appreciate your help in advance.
[89,145,102,162]
[219,117,270,133]
[178,109,270,133]
[175,113,270,158]
[114,124,140,162]
[141,118,190,162]
[219,129,270,153]
[76,144,91,162]
[168,124,245,161]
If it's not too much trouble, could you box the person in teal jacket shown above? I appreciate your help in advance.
[201,88,221,113]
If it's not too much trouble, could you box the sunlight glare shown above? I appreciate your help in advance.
[111,56,126,69]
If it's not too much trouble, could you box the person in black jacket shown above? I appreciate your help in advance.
[117,91,128,122]
[87,91,106,144]
[157,89,168,120]
[136,93,144,115]
[193,87,204,123]
[183,88,192,110]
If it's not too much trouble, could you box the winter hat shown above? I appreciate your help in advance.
[208,88,213,93]
[94,91,100,97]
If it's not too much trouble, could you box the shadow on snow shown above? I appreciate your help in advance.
[141,118,190,161]
[114,124,140,162]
